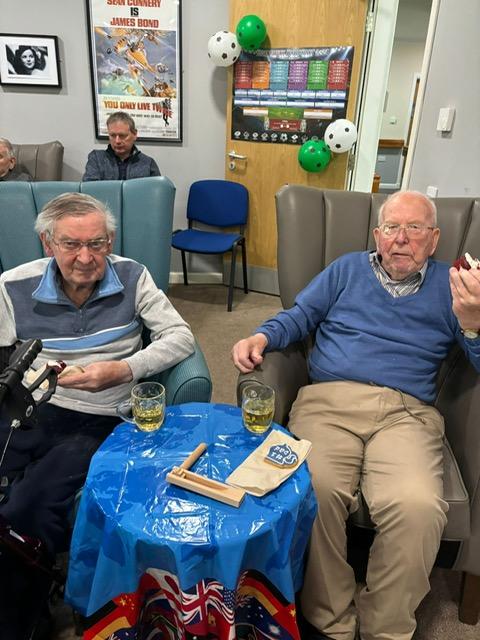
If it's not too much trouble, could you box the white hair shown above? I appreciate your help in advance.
[378,190,437,226]
[34,192,117,236]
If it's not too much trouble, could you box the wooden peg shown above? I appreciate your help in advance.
[167,442,245,508]
[180,442,207,470]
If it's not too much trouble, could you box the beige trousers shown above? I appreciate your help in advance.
[289,381,448,640]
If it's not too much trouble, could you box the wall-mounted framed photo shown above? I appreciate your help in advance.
[0,33,62,88]
[86,0,182,143]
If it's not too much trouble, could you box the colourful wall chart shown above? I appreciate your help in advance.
[232,46,354,145]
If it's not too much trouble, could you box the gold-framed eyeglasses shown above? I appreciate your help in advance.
[50,236,111,254]
[378,223,435,238]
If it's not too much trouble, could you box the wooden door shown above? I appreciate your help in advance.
[226,0,368,290]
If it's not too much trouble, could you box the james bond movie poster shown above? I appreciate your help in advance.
[232,46,354,145]
[86,0,182,142]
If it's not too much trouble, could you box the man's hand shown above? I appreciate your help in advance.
[231,333,268,373]
[449,266,480,330]
[57,360,133,392]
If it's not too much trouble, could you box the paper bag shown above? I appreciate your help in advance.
[227,430,312,497]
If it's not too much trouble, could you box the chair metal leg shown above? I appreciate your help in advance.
[228,244,238,312]
[241,239,248,294]
[73,609,85,636]
[459,571,480,624]
[181,251,188,286]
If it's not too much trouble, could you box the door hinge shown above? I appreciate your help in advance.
[365,11,375,33]
[347,154,356,171]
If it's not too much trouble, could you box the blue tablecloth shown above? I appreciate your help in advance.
[65,402,317,618]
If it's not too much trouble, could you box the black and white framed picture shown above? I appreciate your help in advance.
[86,0,182,142]
[0,33,62,88]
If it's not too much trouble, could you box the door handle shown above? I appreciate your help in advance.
[228,150,247,160]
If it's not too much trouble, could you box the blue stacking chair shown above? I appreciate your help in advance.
[171,180,249,311]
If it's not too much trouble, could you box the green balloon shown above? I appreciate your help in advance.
[236,15,267,51]
[298,140,331,173]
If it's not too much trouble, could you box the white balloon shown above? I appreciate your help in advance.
[207,31,240,67]
[324,119,357,153]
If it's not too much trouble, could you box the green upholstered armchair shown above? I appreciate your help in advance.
[0,177,212,403]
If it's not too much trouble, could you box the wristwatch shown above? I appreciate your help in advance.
[461,328,480,339]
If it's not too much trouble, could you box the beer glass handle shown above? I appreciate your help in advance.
[117,399,135,424]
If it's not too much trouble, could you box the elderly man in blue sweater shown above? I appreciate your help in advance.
[232,190,480,640]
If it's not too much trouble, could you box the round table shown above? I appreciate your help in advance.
[66,402,317,639]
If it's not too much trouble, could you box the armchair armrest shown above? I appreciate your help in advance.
[156,340,212,405]
[435,347,480,573]
[436,348,480,499]
[236,342,309,426]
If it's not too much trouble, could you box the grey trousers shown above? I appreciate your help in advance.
[289,381,448,640]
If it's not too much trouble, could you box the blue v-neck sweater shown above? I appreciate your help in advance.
[257,252,480,404]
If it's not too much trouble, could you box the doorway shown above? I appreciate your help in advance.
[351,0,438,193]
[374,0,433,194]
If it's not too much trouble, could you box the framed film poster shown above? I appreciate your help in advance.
[86,0,182,142]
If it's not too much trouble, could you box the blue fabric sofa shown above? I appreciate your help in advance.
[0,177,212,404]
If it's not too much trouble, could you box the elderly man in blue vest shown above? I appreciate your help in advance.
[0,192,193,639]
[232,190,480,640]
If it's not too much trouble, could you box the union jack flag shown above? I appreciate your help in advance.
[143,569,236,639]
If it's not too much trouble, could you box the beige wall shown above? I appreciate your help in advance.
[381,40,424,139]
[408,0,480,196]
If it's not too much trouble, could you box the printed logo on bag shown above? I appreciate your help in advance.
[264,443,299,468]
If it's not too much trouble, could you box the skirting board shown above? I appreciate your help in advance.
[169,272,223,285]
[169,265,280,296]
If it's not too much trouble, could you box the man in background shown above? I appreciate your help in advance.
[0,138,32,182]
[83,111,160,181]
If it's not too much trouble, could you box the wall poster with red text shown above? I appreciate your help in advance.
[86,0,182,142]
[232,46,353,145]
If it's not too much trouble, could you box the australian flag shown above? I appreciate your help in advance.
[83,568,300,640]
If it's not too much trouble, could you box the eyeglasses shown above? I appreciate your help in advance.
[378,223,435,238]
[50,237,111,254]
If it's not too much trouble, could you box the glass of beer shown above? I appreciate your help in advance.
[118,382,165,432]
[242,384,275,434]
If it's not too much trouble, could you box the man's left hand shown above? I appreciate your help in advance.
[449,266,480,331]
[57,360,133,391]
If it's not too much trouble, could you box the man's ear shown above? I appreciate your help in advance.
[40,232,54,257]
[429,227,441,256]
[8,156,16,172]
[107,232,115,254]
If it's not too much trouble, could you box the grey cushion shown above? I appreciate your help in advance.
[12,140,64,181]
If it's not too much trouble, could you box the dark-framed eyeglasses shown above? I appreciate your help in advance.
[50,236,111,254]
[378,223,435,238]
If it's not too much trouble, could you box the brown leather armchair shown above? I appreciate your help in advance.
[12,140,64,180]
[237,186,480,624]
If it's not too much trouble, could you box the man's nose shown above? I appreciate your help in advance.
[76,246,95,261]
[395,227,409,242]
